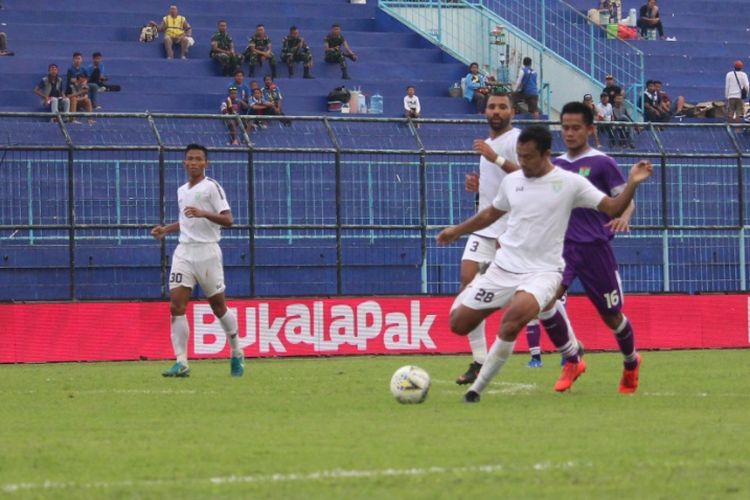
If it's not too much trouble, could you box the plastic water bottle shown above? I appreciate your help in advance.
[358,93,367,114]
[370,92,383,114]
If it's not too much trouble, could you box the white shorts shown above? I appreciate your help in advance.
[169,243,226,297]
[460,263,562,311]
[461,234,498,263]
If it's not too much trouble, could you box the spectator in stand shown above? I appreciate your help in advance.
[599,0,622,23]
[249,87,272,128]
[156,5,192,59]
[404,85,421,120]
[245,24,276,79]
[725,60,749,123]
[642,79,661,121]
[249,79,260,95]
[67,73,95,124]
[210,20,242,76]
[88,52,120,92]
[596,92,615,146]
[33,64,70,119]
[513,56,540,119]
[583,93,602,148]
[653,80,685,121]
[602,74,622,103]
[324,24,357,80]
[464,62,490,114]
[0,31,14,56]
[611,93,636,148]
[220,87,247,145]
[637,0,664,40]
[228,69,252,110]
[281,26,313,79]
[66,52,99,109]
[262,75,289,123]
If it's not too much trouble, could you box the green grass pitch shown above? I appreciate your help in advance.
[1,350,749,499]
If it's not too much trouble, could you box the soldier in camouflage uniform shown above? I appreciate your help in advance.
[281,26,313,79]
[244,24,277,79]
[324,24,357,80]
[210,20,242,76]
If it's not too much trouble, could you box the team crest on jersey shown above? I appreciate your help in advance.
[551,180,563,193]
[578,167,591,177]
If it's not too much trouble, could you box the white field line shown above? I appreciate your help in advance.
[1,389,215,395]
[1,461,585,494]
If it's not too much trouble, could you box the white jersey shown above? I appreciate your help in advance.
[177,177,231,244]
[492,166,606,273]
[474,127,520,239]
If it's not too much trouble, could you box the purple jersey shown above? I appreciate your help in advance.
[553,149,626,243]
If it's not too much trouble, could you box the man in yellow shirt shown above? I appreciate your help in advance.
[157,5,192,59]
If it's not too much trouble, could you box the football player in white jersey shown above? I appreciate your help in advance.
[151,144,245,378]
[455,92,540,385]
[437,126,652,402]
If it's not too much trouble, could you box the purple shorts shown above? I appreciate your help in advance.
[562,240,623,315]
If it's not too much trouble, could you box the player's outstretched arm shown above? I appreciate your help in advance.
[597,160,652,218]
[436,206,506,245]
[605,200,635,232]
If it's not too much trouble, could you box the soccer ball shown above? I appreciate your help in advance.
[390,365,431,404]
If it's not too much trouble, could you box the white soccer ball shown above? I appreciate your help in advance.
[390,365,431,404]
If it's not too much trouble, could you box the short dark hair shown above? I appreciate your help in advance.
[469,62,479,68]
[185,143,208,159]
[645,79,654,86]
[289,25,298,31]
[561,101,595,126]
[218,19,227,25]
[518,126,552,155]
[331,23,340,28]
[600,92,609,98]
[48,63,58,70]
[92,52,102,58]
[234,69,244,76]
[406,85,415,91]
[256,23,264,28]
[523,57,532,66]
[73,52,82,58]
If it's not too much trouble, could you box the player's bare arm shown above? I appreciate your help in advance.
[436,206,506,245]
[151,222,179,240]
[597,160,652,218]
[605,200,635,232]
[472,139,520,174]
[465,172,479,192]
[183,207,234,227]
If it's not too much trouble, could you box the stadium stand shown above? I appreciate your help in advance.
[0,0,481,116]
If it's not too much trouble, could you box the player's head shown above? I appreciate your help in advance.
[184,144,209,179]
[560,101,595,153]
[485,91,514,134]
[517,125,552,178]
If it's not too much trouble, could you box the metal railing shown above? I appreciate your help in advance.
[379,0,644,115]
[0,112,748,301]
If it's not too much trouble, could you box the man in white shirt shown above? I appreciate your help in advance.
[454,91,546,384]
[151,144,245,378]
[725,60,749,123]
[437,125,653,403]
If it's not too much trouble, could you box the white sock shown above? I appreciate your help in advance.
[468,321,487,364]
[170,315,189,365]
[218,310,242,357]
[469,338,516,394]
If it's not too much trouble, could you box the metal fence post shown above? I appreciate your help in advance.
[323,117,343,295]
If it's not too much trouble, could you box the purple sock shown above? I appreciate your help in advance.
[526,322,541,357]
[540,309,579,363]
[615,318,638,370]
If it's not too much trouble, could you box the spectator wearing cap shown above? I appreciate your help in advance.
[602,74,622,103]
[725,60,749,123]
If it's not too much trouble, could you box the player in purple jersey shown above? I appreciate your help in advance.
[526,101,641,393]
